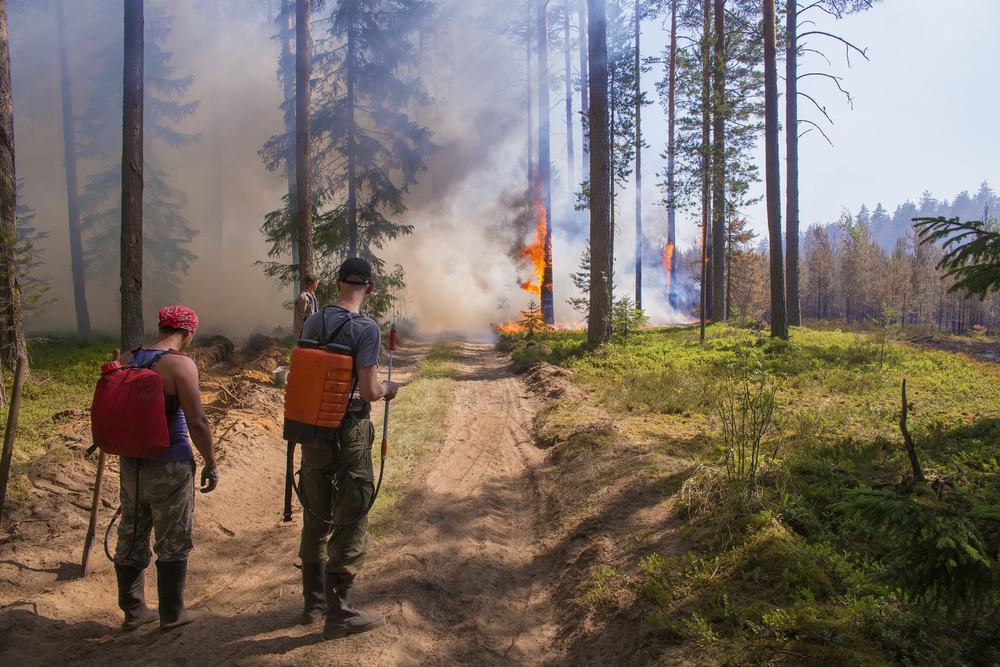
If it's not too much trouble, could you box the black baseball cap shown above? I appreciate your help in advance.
[337,257,373,285]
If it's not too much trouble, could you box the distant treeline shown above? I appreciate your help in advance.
[676,183,1000,334]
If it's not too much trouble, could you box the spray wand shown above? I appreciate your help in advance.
[381,322,397,459]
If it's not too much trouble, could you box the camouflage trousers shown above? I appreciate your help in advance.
[114,458,195,568]
[298,416,375,576]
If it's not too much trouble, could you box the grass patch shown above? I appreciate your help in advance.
[504,324,1000,665]
[367,341,459,537]
[416,340,461,379]
[1,338,116,464]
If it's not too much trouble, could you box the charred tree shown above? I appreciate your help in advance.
[666,0,677,308]
[699,0,711,337]
[633,0,642,311]
[55,0,91,339]
[0,0,23,367]
[120,0,143,351]
[280,0,298,306]
[345,14,359,258]
[537,0,555,324]
[564,1,575,199]
[294,0,314,287]
[710,0,726,321]
[526,11,534,184]
[587,0,611,348]
[578,0,589,160]
[763,0,787,339]
[785,0,800,326]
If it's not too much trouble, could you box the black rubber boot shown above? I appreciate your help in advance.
[322,572,385,639]
[156,559,206,631]
[299,560,327,625]
[114,564,159,631]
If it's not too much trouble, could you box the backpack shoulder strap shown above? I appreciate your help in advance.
[138,349,183,370]
[319,307,356,348]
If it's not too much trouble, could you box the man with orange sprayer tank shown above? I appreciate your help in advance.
[296,258,400,638]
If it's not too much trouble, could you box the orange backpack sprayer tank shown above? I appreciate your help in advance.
[281,313,396,526]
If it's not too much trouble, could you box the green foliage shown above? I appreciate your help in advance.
[1,338,115,467]
[518,300,547,339]
[611,295,649,340]
[835,490,1000,612]
[914,214,1000,298]
[717,357,780,483]
[417,341,461,379]
[566,246,591,318]
[79,3,199,308]
[505,323,1000,663]
[8,183,52,320]
[259,0,435,316]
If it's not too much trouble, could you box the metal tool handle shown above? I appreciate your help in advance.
[283,441,295,522]
[381,323,397,457]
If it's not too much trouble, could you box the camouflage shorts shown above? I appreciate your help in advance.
[114,458,195,568]
[298,416,375,575]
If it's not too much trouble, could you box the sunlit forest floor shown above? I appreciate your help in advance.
[501,324,1000,665]
[2,326,998,665]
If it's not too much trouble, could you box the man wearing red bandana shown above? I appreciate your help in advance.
[111,305,219,632]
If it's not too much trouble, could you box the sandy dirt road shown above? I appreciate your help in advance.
[0,342,559,665]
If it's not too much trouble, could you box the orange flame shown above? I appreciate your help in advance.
[519,197,547,296]
[662,241,675,294]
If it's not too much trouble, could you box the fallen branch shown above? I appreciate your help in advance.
[900,379,924,483]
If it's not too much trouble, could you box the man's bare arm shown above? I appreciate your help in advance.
[174,357,217,468]
[357,365,399,403]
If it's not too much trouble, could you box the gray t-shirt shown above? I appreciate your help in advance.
[300,305,381,371]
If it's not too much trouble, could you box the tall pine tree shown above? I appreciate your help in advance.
[78,1,199,315]
[260,0,436,321]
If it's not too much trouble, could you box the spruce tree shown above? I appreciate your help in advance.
[78,2,199,313]
[260,0,435,321]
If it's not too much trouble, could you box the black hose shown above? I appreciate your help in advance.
[288,441,386,528]
[103,507,122,561]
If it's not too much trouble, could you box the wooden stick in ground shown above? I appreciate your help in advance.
[900,379,924,482]
[82,349,117,573]
[0,355,27,524]
[81,450,106,574]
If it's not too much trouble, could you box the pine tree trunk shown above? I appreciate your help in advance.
[347,23,358,258]
[667,0,677,309]
[633,0,642,311]
[537,0,555,325]
[294,0,314,287]
[564,1,575,199]
[120,0,143,352]
[281,0,298,308]
[0,0,22,368]
[587,0,611,348]
[699,0,711,336]
[209,0,224,259]
[608,63,615,332]
[763,0,787,339]
[578,0,589,159]
[710,0,726,321]
[526,13,534,186]
[785,0,800,326]
[55,0,91,340]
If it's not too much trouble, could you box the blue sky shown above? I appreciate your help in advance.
[608,0,1000,248]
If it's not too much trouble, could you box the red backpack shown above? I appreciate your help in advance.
[90,350,176,458]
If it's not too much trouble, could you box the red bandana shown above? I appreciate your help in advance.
[158,305,199,333]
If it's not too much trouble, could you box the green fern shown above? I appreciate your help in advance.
[913,215,1000,298]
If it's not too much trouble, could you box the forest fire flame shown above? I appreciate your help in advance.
[662,241,675,293]
[519,197,548,297]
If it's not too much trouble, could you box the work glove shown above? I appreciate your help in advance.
[200,463,219,494]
